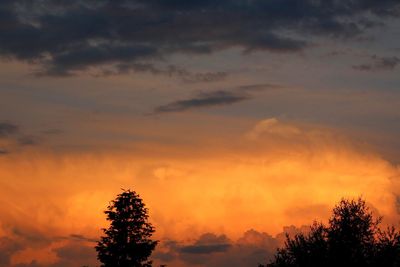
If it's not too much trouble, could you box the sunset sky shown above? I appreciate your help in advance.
[1,1,400,266]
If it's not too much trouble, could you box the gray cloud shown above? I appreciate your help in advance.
[49,243,97,267]
[0,148,9,155]
[1,0,399,76]
[99,63,228,83]
[1,225,309,267]
[67,234,97,243]
[153,228,310,267]
[17,135,38,146]
[180,233,232,255]
[154,90,250,113]
[11,243,97,267]
[0,121,40,154]
[0,225,97,267]
[0,237,23,267]
[353,55,400,71]
[153,83,279,114]
[180,244,231,254]
[0,122,18,137]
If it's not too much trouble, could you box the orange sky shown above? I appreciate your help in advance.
[1,2,400,265]
[1,118,399,266]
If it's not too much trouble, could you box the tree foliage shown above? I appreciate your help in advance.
[96,189,158,267]
[264,198,400,267]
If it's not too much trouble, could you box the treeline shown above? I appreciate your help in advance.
[95,190,400,267]
[262,198,400,267]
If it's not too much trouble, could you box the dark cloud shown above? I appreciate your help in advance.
[0,148,9,155]
[1,0,399,75]
[99,63,228,83]
[0,121,40,153]
[50,243,97,267]
[11,227,51,246]
[17,135,38,146]
[154,90,250,113]
[11,243,97,267]
[353,55,400,71]
[153,83,278,114]
[0,122,18,137]
[180,233,232,255]
[154,228,310,267]
[41,43,158,76]
[67,234,97,243]
[181,243,231,254]
[0,225,97,267]
[0,237,23,266]
[0,226,309,267]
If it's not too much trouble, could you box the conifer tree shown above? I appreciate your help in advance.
[96,189,158,267]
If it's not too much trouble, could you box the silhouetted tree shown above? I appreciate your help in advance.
[96,189,158,267]
[263,198,400,267]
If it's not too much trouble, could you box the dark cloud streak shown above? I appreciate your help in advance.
[99,63,228,83]
[180,243,231,254]
[153,90,250,113]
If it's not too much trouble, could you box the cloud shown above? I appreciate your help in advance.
[153,83,277,114]
[49,243,97,267]
[17,136,38,146]
[66,234,97,243]
[41,43,158,76]
[154,228,307,267]
[180,233,232,255]
[0,121,39,154]
[1,0,399,75]
[180,243,231,254]
[238,84,282,93]
[0,122,18,137]
[0,148,9,155]
[99,63,228,82]
[0,223,97,267]
[153,90,250,113]
[245,118,302,140]
[353,55,400,71]
[0,118,400,266]
[0,237,23,266]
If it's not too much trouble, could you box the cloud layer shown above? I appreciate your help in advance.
[1,0,400,75]
[0,118,399,266]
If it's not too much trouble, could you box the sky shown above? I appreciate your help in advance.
[1,0,400,266]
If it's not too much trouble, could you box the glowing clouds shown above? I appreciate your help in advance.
[245,118,301,140]
[0,118,399,266]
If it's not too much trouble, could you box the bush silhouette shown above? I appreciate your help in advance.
[263,198,400,267]
[96,189,158,267]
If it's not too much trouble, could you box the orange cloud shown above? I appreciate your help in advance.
[0,118,399,266]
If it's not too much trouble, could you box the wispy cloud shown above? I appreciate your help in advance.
[153,83,279,114]
[97,63,228,83]
[0,121,39,154]
[353,55,400,71]
[0,122,18,137]
[153,90,250,114]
